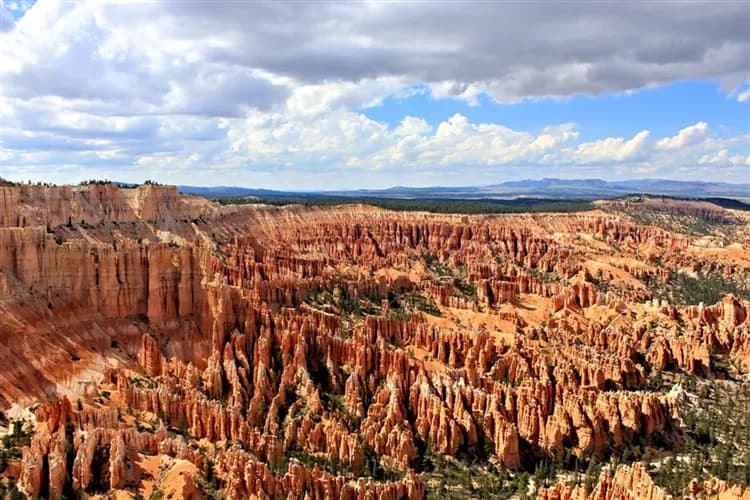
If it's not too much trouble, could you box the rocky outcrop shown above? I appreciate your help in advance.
[214,446,424,500]
[19,418,200,498]
[139,334,164,377]
[538,463,668,500]
[539,462,750,500]
[0,184,215,228]
[4,184,750,498]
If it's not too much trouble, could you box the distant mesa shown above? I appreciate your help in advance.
[176,177,750,200]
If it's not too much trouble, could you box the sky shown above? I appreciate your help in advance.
[0,0,749,190]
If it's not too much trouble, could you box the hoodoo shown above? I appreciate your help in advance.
[1,183,749,498]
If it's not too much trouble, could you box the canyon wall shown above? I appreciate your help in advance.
[1,184,748,498]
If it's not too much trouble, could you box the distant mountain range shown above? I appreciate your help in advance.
[178,178,750,201]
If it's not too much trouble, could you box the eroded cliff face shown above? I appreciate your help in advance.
[0,184,216,228]
[539,463,669,500]
[1,184,749,499]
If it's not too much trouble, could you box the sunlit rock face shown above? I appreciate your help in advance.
[2,184,750,498]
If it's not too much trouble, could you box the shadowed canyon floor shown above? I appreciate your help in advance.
[1,184,750,499]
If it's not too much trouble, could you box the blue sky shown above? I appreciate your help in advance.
[2,0,34,21]
[0,1,748,189]
[363,81,749,143]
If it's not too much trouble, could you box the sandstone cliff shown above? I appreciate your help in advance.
[2,184,749,498]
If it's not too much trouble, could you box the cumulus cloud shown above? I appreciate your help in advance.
[395,117,432,137]
[2,2,288,115]
[1,0,749,187]
[5,1,750,106]
[226,108,747,177]
[699,150,750,166]
[656,122,709,150]
[225,110,587,172]
[575,131,651,163]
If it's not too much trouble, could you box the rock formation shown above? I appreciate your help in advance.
[1,184,749,498]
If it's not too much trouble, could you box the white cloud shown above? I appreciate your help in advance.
[699,150,750,166]
[656,122,709,150]
[228,108,390,163]
[230,108,746,175]
[1,0,749,188]
[285,78,408,119]
[574,131,651,163]
[395,117,432,137]
[226,110,587,171]
[4,0,749,108]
